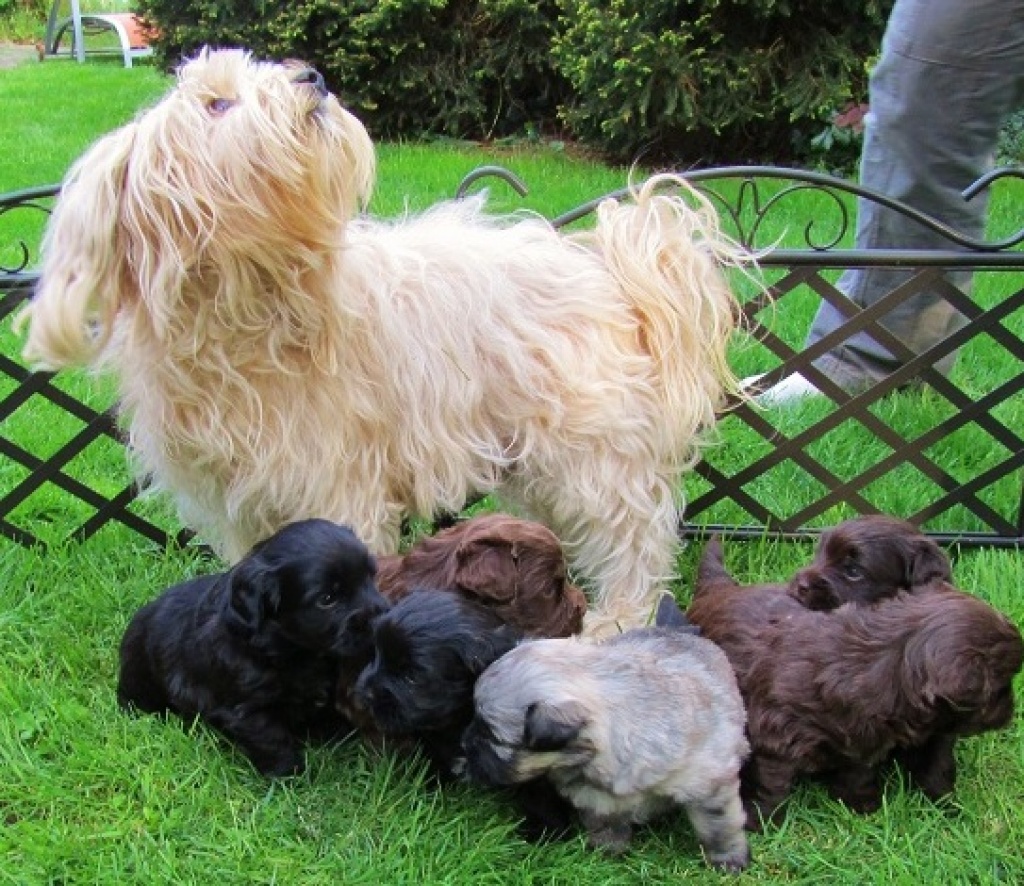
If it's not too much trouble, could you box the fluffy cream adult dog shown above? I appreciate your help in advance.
[19,48,749,634]
[462,629,751,871]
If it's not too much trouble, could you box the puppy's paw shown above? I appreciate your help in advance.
[707,844,751,874]
[250,745,306,778]
[583,817,632,855]
[895,739,957,802]
[836,790,882,815]
[509,780,578,843]
[825,767,883,814]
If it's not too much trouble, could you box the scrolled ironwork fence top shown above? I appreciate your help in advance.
[456,164,1024,256]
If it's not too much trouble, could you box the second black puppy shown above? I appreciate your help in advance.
[352,590,578,838]
[353,589,521,775]
[118,519,388,776]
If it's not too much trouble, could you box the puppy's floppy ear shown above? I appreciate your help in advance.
[906,607,1022,711]
[523,701,589,752]
[906,539,953,588]
[455,536,516,603]
[459,624,522,676]
[222,555,282,639]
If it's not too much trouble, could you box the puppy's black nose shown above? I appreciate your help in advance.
[293,67,328,98]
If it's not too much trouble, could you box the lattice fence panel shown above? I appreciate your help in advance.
[3,169,1023,551]
[1,188,192,551]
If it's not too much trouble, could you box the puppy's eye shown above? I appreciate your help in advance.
[317,590,339,609]
[842,561,863,580]
[207,97,236,115]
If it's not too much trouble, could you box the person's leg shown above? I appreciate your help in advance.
[759,0,1024,400]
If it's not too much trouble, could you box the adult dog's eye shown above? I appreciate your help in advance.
[207,97,235,115]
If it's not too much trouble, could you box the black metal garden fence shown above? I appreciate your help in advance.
[2,167,1023,552]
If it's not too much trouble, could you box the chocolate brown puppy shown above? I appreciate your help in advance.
[377,514,587,637]
[789,515,952,610]
[689,538,1022,829]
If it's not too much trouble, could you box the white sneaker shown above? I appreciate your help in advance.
[741,372,824,406]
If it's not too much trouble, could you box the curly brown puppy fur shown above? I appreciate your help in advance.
[789,515,952,610]
[688,538,1023,830]
[376,514,587,637]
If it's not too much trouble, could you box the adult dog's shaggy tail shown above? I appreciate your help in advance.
[589,174,750,466]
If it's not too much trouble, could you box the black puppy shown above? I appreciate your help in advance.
[352,589,521,774]
[352,589,576,838]
[117,518,388,776]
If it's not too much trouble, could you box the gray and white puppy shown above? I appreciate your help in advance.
[462,627,750,872]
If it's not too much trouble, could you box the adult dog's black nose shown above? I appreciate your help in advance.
[293,67,327,98]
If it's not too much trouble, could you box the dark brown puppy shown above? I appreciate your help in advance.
[376,514,587,637]
[688,538,1022,830]
[118,519,388,776]
[789,515,952,610]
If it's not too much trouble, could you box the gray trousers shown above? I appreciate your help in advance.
[807,0,1024,386]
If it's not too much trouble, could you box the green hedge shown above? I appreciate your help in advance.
[135,0,893,164]
[136,0,567,141]
[553,0,891,163]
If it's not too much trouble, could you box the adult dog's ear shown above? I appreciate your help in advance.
[19,123,139,370]
[523,701,590,752]
[906,539,953,588]
[222,556,282,639]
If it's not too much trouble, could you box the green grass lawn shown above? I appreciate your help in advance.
[2,57,1023,884]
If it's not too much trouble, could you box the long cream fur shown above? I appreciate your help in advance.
[20,48,751,635]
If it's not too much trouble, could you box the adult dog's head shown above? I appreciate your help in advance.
[20,47,375,370]
[376,514,587,637]
[789,515,952,610]
[223,518,388,658]
[352,590,522,739]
